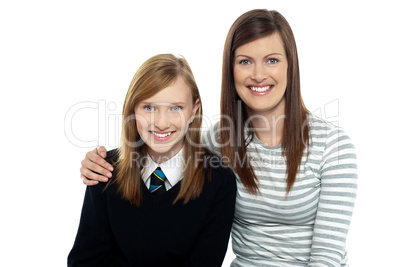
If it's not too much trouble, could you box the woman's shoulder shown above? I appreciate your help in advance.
[307,114,356,152]
[308,114,352,140]
[308,114,341,131]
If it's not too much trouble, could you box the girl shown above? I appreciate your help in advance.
[68,54,237,266]
[79,10,358,267]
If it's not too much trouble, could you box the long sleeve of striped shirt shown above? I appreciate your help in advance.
[308,125,358,267]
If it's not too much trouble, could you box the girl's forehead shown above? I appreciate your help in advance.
[140,77,193,104]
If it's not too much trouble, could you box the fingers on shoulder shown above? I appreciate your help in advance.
[81,174,99,185]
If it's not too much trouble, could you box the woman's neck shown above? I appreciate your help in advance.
[246,98,285,147]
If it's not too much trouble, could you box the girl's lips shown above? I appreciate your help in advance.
[149,131,175,141]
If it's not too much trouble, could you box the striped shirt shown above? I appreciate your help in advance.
[202,115,358,267]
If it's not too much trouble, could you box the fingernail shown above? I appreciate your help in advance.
[101,152,106,158]
[108,166,114,171]
[107,172,112,178]
[102,178,109,182]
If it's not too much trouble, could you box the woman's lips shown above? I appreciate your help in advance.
[247,85,273,95]
[249,85,273,92]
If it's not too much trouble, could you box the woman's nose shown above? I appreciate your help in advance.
[251,63,267,82]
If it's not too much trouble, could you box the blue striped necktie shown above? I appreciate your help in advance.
[149,167,167,196]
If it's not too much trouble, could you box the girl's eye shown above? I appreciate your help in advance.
[144,106,155,111]
[171,106,182,111]
[239,59,251,65]
[268,58,278,64]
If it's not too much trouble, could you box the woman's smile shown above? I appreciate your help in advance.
[233,33,288,116]
[247,84,274,95]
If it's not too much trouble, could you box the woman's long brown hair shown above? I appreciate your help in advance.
[220,9,309,194]
[111,54,205,206]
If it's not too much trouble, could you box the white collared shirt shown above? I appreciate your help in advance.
[141,149,184,190]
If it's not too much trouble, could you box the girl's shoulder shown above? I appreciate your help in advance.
[105,148,119,166]
[90,149,119,193]
[201,122,222,156]
[202,148,237,187]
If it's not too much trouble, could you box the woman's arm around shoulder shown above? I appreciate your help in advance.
[80,146,115,185]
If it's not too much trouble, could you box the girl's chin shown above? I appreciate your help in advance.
[146,142,184,161]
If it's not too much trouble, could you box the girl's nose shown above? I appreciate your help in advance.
[153,111,171,130]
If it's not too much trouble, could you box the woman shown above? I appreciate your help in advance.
[79,10,358,266]
[68,54,237,266]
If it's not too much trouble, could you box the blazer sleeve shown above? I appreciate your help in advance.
[308,128,358,267]
[67,183,115,267]
[185,166,237,267]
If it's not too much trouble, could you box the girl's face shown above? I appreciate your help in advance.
[233,33,288,117]
[134,76,200,162]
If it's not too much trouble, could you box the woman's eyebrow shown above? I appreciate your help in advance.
[235,52,284,58]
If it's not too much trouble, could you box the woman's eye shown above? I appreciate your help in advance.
[144,106,155,111]
[171,106,182,111]
[268,58,278,64]
[239,59,251,65]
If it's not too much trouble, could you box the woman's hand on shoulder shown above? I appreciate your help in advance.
[80,146,114,185]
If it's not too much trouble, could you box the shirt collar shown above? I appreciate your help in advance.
[141,148,184,187]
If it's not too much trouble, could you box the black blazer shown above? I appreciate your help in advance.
[68,149,237,267]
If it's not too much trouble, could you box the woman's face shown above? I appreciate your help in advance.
[134,76,200,162]
[233,33,288,117]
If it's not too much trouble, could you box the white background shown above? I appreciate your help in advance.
[1,0,401,266]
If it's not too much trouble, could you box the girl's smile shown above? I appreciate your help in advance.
[134,76,200,162]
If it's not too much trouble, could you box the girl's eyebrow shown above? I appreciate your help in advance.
[170,102,187,106]
[140,101,188,106]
